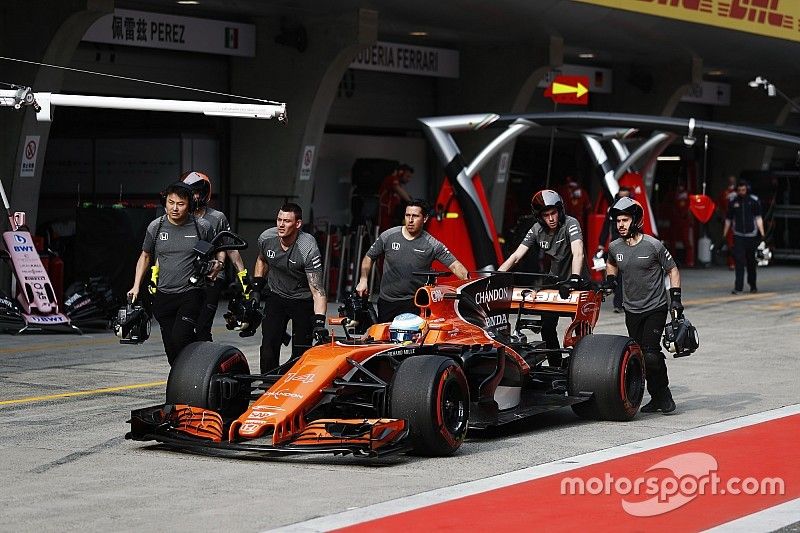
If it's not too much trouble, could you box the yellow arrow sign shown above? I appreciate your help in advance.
[552,81,588,98]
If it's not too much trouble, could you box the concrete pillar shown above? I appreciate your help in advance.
[0,0,111,288]
[228,9,377,266]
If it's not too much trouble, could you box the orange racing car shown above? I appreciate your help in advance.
[127,271,644,458]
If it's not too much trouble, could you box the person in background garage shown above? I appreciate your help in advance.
[252,203,328,373]
[498,189,587,367]
[127,181,220,365]
[378,163,414,233]
[356,199,469,323]
[605,197,681,414]
[723,179,766,295]
[181,171,248,341]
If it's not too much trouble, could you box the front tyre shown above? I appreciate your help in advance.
[166,342,251,420]
[390,356,469,456]
[568,334,644,421]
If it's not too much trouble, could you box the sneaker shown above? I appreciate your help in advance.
[613,307,623,314]
[750,287,758,293]
[731,289,742,295]
[640,390,676,414]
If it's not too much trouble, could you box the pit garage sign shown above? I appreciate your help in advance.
[545,76,590,106]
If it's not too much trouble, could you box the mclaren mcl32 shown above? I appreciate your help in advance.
[127,272,645,458]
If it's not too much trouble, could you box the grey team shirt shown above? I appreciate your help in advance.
[521,215,584,281]
[366,227,457,302]
[257,228,322,300]
[200,207,231,281]
[142,216,213,294]
[608,234,676,313]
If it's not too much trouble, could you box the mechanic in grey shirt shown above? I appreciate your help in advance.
[606,197,682,414]
[128,181,219,365]
[181,171,248,342]
[499,189,587,366]
[251,203,327,373]
[356,199,469,323]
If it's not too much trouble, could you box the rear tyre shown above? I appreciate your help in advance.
[390,356,469,456]
[568,334,644,421]
[166,342,251,420]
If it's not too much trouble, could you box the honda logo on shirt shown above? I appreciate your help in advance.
[159,232,169,241]
[391,242,400,250]
[267,250,276,258]
[540,241,550,249]
[616,253,624,262]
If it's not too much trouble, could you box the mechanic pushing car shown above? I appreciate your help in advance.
[181,171,249,341]
[604,197,682,414]
[251,203,328,373]
[499,189,588,367]
[356,199,469,323]
[127,181,221,365]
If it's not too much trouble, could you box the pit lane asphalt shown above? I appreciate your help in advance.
[1,265,798,532]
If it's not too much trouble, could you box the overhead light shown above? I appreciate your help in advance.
[657,156,681,161]
[578,52,595,59]
[177,1,199,4]
[707,69,724,76]
[409,31,428,36]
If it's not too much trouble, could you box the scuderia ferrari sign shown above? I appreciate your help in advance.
[83,9,256,57]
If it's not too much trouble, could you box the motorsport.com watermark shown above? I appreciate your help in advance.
[559,452,786,517]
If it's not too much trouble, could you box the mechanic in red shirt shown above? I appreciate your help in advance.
[557,175,591,235]
[378,163,413,233]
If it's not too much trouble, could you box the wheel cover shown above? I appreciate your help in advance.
[437,368,468,442]
[620,348,645,408]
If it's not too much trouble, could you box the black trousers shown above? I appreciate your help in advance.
[625,305,670,399]
[260,294,314,374]
[195,278,224,342]
[614,272,624,310]
[377,297,418,324]
[152,289,203,366]
[733,235,758,291]
[541,314,562,366]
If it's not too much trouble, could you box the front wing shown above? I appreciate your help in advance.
[126,404,410,458]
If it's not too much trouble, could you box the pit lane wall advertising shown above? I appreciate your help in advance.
[573,0,800,43]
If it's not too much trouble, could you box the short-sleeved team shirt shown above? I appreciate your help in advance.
[726,193,762,237]
[200,207,231,280]
[520,215,584,281]
[257,228,322,299]
[366,227,457,302]
[608,234,676,313]
[142,215,213,294]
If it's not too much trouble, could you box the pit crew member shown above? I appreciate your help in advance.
[355,199,469,323]
[128,181,219,365]
[722,180,765,294]
[605,197,681,414]
[181,171,248,341]
[253,203,327,373]
[498,189,587,366]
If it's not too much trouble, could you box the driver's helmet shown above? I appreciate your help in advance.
[180,171,212,208]
[389,312,425,343]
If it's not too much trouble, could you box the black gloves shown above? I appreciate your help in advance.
[559,274,583,300]
[601,274,617,293]
[669,287,684,318]
[313,313,329,344]
[250,276,265,305]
